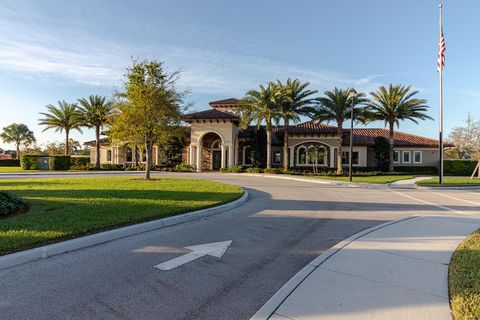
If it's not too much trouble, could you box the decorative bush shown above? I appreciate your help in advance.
[263,167,283,174]
[100,164,125,171]
[20,154,42,170]
[0,191,28,216]
[0,159,21,167]
[175,163,194,172]
[70,157,90,167]
[229,165,244,173]
[394,166,438,174]
[246,167,264,173]
[374,136,390,172]
[48,155,71,170]
[444,160,478,176]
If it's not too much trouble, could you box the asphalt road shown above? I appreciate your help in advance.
[0,172,478,320]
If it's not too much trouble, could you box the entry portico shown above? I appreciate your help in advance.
[185,100,241,172]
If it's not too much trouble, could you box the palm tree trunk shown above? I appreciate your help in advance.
[336,122,343,175]
[266,129,272,169]
[16,143,20,160]
[283,122,289,171]
[95,125,101,169]
[389,122,395,172]
[65,129,70,155]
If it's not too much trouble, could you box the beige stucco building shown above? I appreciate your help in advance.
[86,98,448,171]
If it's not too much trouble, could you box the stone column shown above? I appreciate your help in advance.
[234,147,239,166]
[196,144,202,172]
[189,145,195,166]
[330,147,336,168]
[289,147,295,167]
[228,145,235,167]
[221,145,227,169]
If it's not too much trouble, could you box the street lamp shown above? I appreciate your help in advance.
[348,88,358,182]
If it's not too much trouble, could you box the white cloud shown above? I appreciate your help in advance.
[0,18,385,95]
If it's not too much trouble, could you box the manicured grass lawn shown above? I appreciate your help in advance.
[449,229,480,320]
[0,177,243,255]
[0,167,25,172]
[306,174,414,184]
[417,176,480,187]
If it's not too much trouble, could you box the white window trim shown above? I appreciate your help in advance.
[296,145,328,166]
[341,150,360,166]
[393,150,400,164]
[413,151,423,164]
[272,150,282,164]
[297,146,307,165]
[402,151,411,164]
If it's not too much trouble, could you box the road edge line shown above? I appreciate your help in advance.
[249,215,417,320]
[0,189,249,271]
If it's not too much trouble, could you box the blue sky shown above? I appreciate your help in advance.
[0,0,478,149]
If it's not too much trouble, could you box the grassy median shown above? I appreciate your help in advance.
[0,177,243,255]
[417,177,480,187]
[449,229,480,320]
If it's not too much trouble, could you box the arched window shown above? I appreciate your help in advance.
[296,144,328,166]
[212,140,222,149]
[298,147,307,165]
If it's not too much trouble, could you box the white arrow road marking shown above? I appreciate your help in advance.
[154,240,232,271]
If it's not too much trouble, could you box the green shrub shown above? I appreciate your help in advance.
[264,167,283,174]
[0,159,20,167]
[229,165,244,173]
[394,166,438,174]
[48,155,71,170]
[246,167,264,173]
[175,163,194,172]
[100,164,125,171]
[20,154,42,170]
[444,160,478,176]
[374,136,390,172]
[0,191,29,216]
[70,157,90,167]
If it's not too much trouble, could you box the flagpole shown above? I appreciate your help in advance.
[439,3,444,185]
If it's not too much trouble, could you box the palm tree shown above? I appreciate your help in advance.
[0,123,36,159]
[276,78,318,171]
[311,88,366,174]
[38,101,83,155]
[365,84,432,172]
[78,95,113,169]
[239,82,280,168]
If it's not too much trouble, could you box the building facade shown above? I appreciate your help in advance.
[86,98,448,171]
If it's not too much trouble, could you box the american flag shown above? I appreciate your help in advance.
[437,26,446,72]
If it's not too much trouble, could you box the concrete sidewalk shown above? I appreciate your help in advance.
[252,215,480,320]
[388,176,433,189]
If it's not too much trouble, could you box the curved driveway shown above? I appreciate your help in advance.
[0,172,478,320]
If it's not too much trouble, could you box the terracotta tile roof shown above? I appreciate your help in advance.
[84,138,111,146]
[208,98,239,107]
[185,109,239,121]
[288,120,339,134]
[344,128,454,148]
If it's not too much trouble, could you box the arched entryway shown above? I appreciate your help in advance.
[201,132,224,171]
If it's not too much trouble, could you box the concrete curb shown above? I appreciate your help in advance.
[417,185,480,191]
[250,215,417,320]
[0,189,249,271]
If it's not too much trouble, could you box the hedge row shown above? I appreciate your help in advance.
[0,159,20,167]
[0,191,28,216]
[444,160,478,176]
